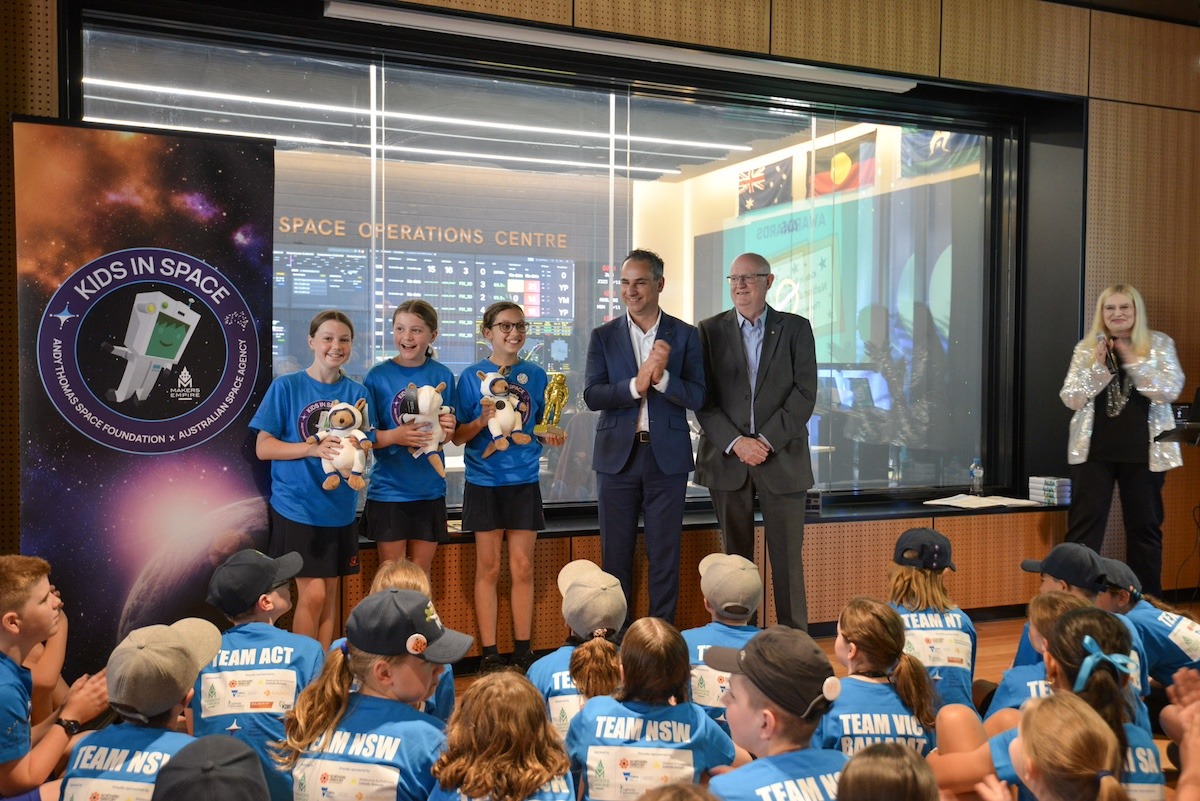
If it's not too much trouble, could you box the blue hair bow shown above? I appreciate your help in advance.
[1072,635,1136,693]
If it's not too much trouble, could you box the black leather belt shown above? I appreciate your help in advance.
[635,431,651,443]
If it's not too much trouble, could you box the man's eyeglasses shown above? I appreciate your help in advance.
[492,321,528,333]
[726,274,769,286]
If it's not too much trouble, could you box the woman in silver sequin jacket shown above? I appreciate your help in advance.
[1058,284,1183,597]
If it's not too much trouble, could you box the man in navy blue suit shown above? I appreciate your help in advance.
[584,249,706,625]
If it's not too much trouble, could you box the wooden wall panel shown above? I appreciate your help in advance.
[375,0,572,26]
[1090,11,1200,111]
[574,0,770,53]
[940,0,1088,95]
[771,0,940,78]
[933,512,1067,609]
[2,0,57,553]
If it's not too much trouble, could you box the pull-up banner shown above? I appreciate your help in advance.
[15,120,274,678]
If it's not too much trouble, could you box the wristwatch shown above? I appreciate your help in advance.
[56,718,83,736]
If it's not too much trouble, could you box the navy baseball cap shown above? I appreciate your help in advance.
[346,589,472,664]
[1020,543,1106,592]
[894,528,956,571]
[1101,557,1143,597]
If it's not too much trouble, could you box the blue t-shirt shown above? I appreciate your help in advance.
[249,370,372,526]
[191,622,325,801]
[1124,599,1200,686]
[1013,615,1151,698]
[453,358,546,487]
[890,603,977,711]
[991,722,1163,801]
[59,724,194,801]
[813,678,935,756]
[364,358,456,502]
[708,747,848,801]
[0,653,32,765]
[680,621,760,733]
[985,663,1051,720]
[566,695,735,801]
[291,693,444,801]
[428,774,574,801]
[526,645,585,738]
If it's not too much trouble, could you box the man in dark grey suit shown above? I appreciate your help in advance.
[694,252,817,629]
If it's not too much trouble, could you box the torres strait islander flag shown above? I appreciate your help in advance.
[808,132,876,197]
[900,127,982,177]
[737,156,792,215]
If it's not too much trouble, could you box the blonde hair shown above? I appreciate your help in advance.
[0,555,50,614]
[615,618,690,705]
[1020,694,1129,801]
[370,559,432,596]
[1087,284,1151,359]
[569,635,621,699]
[837,742,939,801]
[1028,591,1091,637]
[274,645,407,771]
[887,564,954,613]
[839,597,937,730]
[432,671,568,801]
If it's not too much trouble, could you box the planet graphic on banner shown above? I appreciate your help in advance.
[118,496,269,637]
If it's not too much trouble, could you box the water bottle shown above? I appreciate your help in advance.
[969,458,984,495]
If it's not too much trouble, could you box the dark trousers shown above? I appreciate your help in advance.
[1065,460,1165,597]
[710,472,809,629]
[597,440,687,625]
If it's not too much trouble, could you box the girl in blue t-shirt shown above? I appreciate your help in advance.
[274,589,473,801]
[250,309,372,647]
[815,597,938,756]
[431,670,574,801]
[363,300,457,578]
[566,617,737,801]
[929,607,1163,801]
[452,302,564,672]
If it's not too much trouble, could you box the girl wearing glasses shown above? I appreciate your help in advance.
[453,301,565,673]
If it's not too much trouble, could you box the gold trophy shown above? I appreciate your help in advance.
[535,372,568,439]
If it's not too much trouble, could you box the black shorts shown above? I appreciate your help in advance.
[363,498,448,544]
[461,481,545,533]
[268,504,359,578]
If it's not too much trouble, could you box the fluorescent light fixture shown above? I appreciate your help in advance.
[324,1,917,94]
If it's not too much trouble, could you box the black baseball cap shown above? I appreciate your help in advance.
[705,626,841,721]
[151,735,268,801]
[207,549,303,616]
[894,527,956,571]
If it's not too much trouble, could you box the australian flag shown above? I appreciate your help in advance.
[738,156,792,216]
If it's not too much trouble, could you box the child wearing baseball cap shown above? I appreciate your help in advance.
[704,626,847,801]
[681,553,763,734]
[886,527,977,711]
[58,618,222,799]
[526,560,626,738]
[275,589,472,801]
[192,548,325,801]
[150,734,269,801]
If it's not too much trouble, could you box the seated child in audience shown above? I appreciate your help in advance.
[813,597,937,757]
[150,734,269,801]
[886,527,976,711]
[526,560,626,737]
[59,618,222,800]
[836,742,939,801]
[430,671,573,801]
[704,626,847,801]
[973,693,1131,801]
[928,607,1163,800]
[982,591,1090,730]
[0,555,108,801]
[566,617,737,801]
[1097,556,1200,739]
[637,785,722,801]
[274,589,472,801]
[192,548,325,801]
[681,553,762,733]
[24,606,69,726]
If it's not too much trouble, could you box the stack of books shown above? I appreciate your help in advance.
[1029,476,1071,505]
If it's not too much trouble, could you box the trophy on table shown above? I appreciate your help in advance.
[535,372,569,441]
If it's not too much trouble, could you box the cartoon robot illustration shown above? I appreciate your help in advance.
[101,290,201,403]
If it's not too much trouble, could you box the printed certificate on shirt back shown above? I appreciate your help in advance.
[200,668,298,716]
[585,746,693,800]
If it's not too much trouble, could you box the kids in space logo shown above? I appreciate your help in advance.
[36,247,260,455]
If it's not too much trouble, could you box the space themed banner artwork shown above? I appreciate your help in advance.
[14,120,275,678]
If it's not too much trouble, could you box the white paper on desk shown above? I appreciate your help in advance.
[923,494,1044,509]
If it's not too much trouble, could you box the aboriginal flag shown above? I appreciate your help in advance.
[738,156,792,215]
[808,133,876,197]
